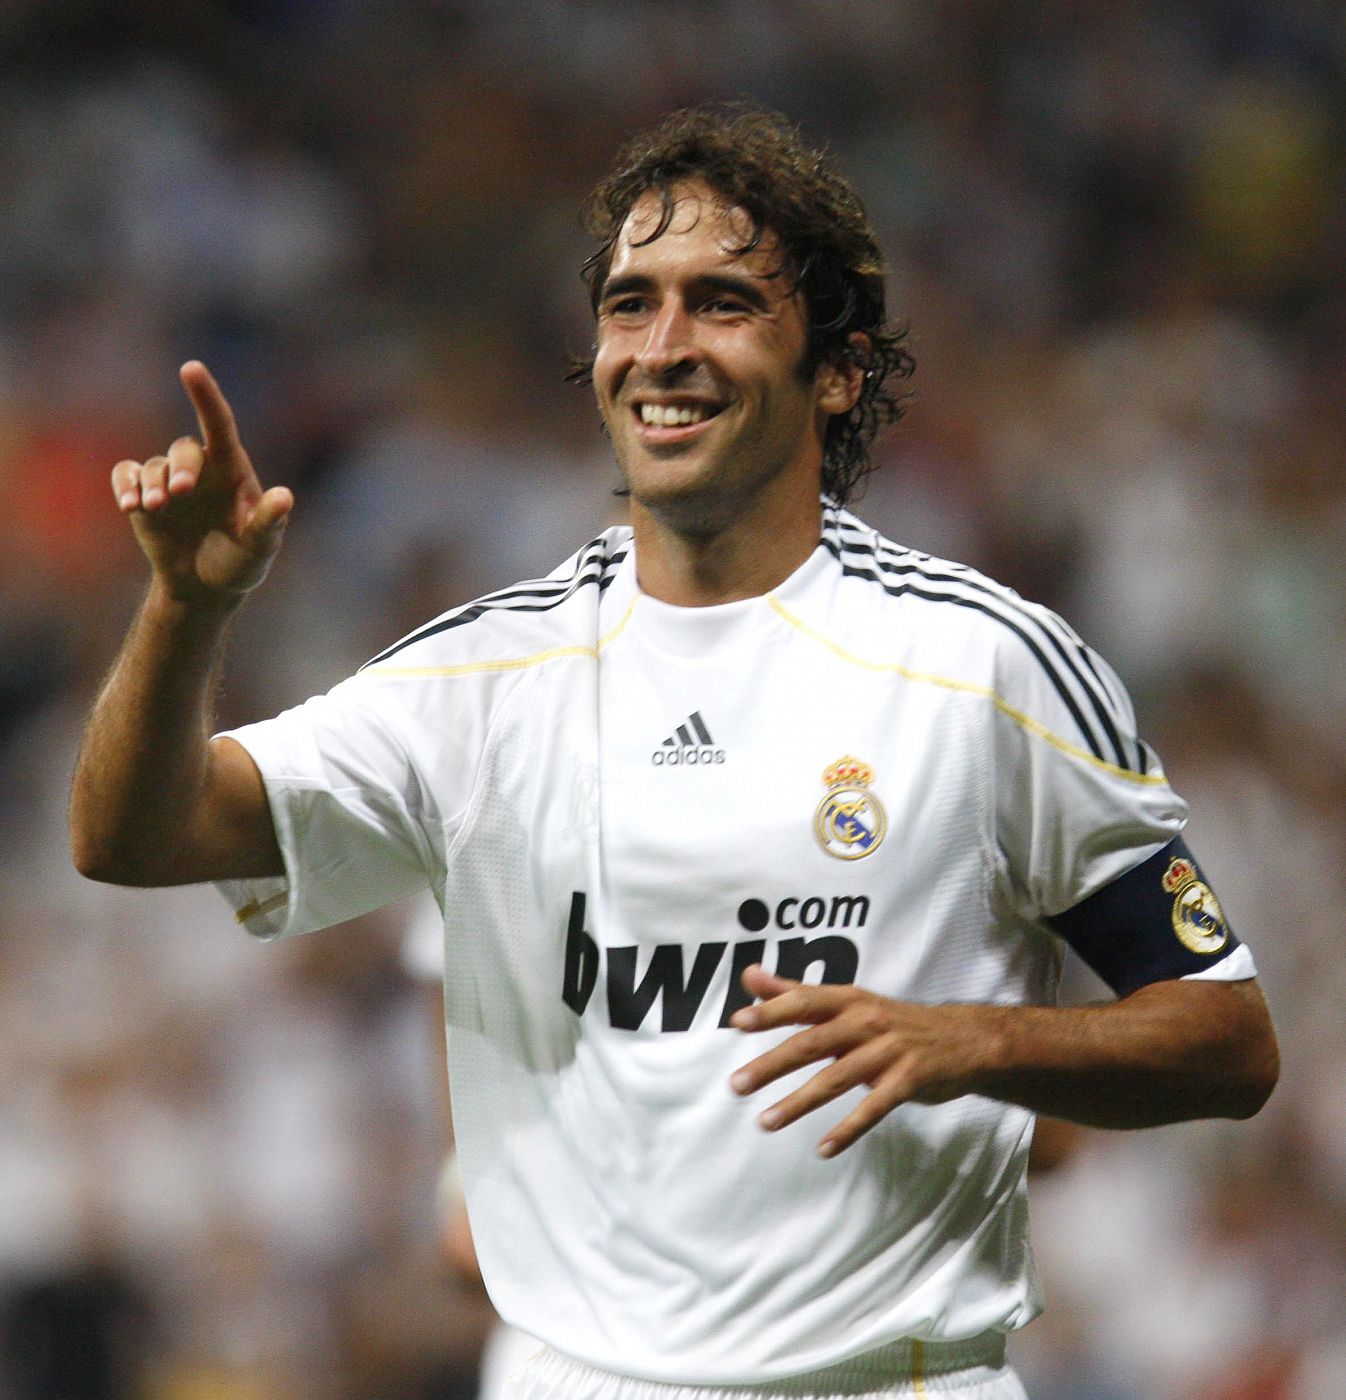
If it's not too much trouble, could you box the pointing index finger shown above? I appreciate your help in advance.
[179,360,242,456]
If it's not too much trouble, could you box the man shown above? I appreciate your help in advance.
[72,106,1278,1399]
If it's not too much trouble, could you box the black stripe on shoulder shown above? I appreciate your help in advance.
[1067,645,1147,774]
[828,523,1137,773]
[823,532,1121,768]
[362,541,628,670]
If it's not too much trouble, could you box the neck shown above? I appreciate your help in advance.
[629,487,822,607]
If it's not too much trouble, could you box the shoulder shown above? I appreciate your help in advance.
[822,504,1069,665]
[823,505,1020,625]
[822,506,1149,775]
[358,527,633,675]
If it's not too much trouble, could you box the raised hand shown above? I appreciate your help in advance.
[729,965,995,1158]
[112,361,294,605]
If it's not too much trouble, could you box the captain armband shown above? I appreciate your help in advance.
[1044,836,1243,998]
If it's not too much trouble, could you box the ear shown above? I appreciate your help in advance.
[815,333,869,415]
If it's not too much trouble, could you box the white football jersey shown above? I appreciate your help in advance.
[217,503,1252,1384]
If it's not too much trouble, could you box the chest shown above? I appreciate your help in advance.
[442,625,1015,1042]
[590,630,994,944]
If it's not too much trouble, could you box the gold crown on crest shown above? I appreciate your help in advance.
[1162,858,1196,893]
[822,755,874,789]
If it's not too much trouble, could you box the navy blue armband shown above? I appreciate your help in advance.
[1044,836,1241,997]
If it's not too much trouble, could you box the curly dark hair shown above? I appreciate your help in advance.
[569,103,914,505]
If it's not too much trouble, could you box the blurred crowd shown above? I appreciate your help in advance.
[1,2,1344,1397]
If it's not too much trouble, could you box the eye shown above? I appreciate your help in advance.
[602,295,649,318]
[703,296,750,316]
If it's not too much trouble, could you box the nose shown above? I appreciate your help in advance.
[635,299,698,377]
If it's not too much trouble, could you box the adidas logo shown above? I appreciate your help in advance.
[651,711,726,767]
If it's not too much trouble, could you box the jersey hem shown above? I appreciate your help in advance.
[515,1331,1009,1393]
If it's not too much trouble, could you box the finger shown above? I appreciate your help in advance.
[731,1019,864,1096]
[166,437,205,496]
[112,460,144,513]
[756,1050,885,1134]
[817,1079,909,1158]
[140,456,171,511]
[739,963,799,1002]
[179,360,242,456]
[731,981,852,1032]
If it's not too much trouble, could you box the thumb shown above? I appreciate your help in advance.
[244,485,295,543]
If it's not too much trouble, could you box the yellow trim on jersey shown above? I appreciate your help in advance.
[912,1338,927,1398]
[360,600,636,680]
[234,890,288,925]
[767,596,1167,787]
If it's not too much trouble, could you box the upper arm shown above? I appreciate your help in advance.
[192,735,285,881]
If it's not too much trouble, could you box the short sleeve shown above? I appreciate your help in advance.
[214,676,437,940]
[988,612,1256,991]
[991,611,1189,922]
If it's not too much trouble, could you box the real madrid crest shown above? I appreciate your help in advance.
[814,756,887,861]
[1162,856,1230,955]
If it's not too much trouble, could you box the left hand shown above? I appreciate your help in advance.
[729,965,999,1158]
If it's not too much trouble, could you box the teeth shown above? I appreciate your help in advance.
[640,403,709,427]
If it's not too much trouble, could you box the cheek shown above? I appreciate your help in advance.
[591,344,626,404]
[592,322,630,370]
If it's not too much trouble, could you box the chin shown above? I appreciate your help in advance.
[629,475,752,538]
[620,451,714,503]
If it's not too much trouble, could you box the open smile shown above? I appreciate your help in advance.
[631,400,726,440]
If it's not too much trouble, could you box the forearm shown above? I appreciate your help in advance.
[970,979,1279,1128]
[71,580,238,885]
[731,967,1279,1154]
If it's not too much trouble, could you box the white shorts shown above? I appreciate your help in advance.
[502,1334,1028,1400]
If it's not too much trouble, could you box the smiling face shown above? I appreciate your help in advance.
[592,181,859,541]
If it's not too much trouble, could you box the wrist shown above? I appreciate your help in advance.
[144,574,244,633]
[962,1003,1037,1099]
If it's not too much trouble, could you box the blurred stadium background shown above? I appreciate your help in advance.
[1,2,1344,1397]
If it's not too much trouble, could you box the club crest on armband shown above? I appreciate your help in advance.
[813,756,888,861]
[1162,856,1230,955]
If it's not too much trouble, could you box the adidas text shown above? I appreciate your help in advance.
[654,710,723,765]
[651,745,725,767]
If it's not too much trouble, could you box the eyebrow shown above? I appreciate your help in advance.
[598,271,774,311]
